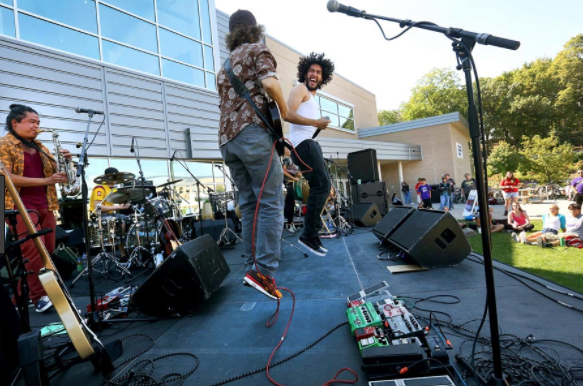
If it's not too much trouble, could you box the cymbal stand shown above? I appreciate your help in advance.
[216,198,242,247]
[326,159,353,235]
[122,205,149,274]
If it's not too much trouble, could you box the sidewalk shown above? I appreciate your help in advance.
[447,197,574,220]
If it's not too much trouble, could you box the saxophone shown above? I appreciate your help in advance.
[37,129,81,197]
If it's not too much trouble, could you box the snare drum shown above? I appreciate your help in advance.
[87,217,122,248]
[145,197,171,219]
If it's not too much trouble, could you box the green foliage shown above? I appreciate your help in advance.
[487,141,524,175]
[377,109,402,126]
[520,132,575,183]
[400,68,467,121]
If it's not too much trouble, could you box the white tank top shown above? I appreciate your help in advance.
[289,92,319,147]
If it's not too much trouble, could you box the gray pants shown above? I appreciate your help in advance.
[220,124,284,278]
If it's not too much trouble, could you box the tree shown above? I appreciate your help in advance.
[487,141,524,176]
[400,68,467,121]
[378,109,402,126]
[520,132,575,183]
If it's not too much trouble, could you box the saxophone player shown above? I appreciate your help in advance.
[1,104,72,313]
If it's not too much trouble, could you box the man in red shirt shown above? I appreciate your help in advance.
[414,178,423,207]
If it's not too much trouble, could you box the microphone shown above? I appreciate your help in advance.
[312,116,330,140]
[75,107,104,115]
[326,0,365,18]
[130,137,135,153]
[170,149,178,161]
[214,164,223,169]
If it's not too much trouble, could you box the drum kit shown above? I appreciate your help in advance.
[72,171,189,284]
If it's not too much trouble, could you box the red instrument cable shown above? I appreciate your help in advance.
[248,138,358,386]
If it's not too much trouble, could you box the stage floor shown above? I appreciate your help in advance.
[24,228,583,386]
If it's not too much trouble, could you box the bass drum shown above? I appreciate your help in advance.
[125,221,159,252]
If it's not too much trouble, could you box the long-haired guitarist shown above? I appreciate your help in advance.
[287,53,335,256]
[1,104,72,313]
[217,10,288,300]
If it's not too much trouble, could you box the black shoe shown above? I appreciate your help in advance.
[503,210,508,216]
[315,237,328,252]
[536,236,552,248]
[298,237,326,256]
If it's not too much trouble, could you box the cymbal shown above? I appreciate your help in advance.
[94,172,135,185]
[157,179,182,188]
[106,188,148,204]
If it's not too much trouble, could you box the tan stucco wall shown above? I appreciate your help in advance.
[365,122,472,188]
[265,36,378,140]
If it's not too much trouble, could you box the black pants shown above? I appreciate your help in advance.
[292,140,331,240]
[284,181,296,224]
[576,194,583,207]
[422,198,433,209]
[1,283,22,385]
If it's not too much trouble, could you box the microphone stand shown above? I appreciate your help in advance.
[172,153,214,237]
[343,8,520,384]
[131,138,154,260]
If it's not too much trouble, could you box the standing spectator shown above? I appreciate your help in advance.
[401,181,411,205]
[536,203,583,247]
[500,171,521,216]
[417,178,432,209]
[445,173,456,209]
[461,173,476,200]
[438,174,451,210]
[524,204,565,244]
[571,170,583,206]
[414,178,423,206]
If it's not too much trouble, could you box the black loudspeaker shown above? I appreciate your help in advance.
[347,149,378,184]
[193,219,237,244]
[59,199,85,230]
[351,203,382,227]
[388,209,470,268]
[352,181,388,215]
[132,234,230,317]
[372,206,416,241]
[55,226,69,245]
[429,184,441,204]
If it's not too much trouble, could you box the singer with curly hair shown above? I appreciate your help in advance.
[286,52,335,256]
[1,104,73,313]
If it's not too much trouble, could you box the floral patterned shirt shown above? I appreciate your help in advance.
[0,132,59,211]
[217,42,278,146]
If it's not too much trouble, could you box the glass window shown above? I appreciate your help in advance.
[102,40,160,75]
[340,118,354,131]
[102,0,154,21]
[203,45,214,71]
[19,13,99,59]
[206,72,216,91]
[327,114,340,128]
[99,4,157,53]
[199,0,212,44]
[159,28,203,67]
[319,97,337,114]
[18,0,97,33]
[0,6,15,37]
[1,0,13,6]
[338,104,352,118]
[157,0,200,41]
[162,59,204,87]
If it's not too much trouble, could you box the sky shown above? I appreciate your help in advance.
[214,0,583,111]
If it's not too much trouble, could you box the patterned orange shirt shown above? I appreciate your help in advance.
[0,132,59,211]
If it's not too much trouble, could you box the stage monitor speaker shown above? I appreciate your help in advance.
[352,181,388,215]
[132,234,230,317]
[347,149,378,184]
[351,203,382,227]
[372,206,416,242]
[388,209,470,268]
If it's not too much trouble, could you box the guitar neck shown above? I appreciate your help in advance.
[1,165,54,270]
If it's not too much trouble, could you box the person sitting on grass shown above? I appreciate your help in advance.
[536,203,583,248]
[507,202,534,243]
[523,204,565,244]
[475,206,504,234]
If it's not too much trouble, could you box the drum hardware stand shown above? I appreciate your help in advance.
[216,198,242,247]
[171,150,214,237]
[326,159,354,235]
[121,205,149,275]
[130,137,153,256]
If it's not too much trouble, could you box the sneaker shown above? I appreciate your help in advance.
[298,237,326,256]
[520,232,527,244]
[477,227,482,234]
[511,232,520,243]
[35,296,53,313]
[315,237,328,253]
[285,223,298,234]
[536,236,552,248]
[243,270,282,300]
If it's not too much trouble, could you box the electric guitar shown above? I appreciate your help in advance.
[1,162,100,359]
[148,199,182,255]
[265,100,290,156]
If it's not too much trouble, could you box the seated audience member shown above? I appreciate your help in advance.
[475,206,504,234]
[523,204,565,244]
[506,202,534,242]
[537,203,583,248]
[391,193,403,206]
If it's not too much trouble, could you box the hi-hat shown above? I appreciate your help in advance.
[105,188,147,204]
[94,172,135,185]
[157,179,183,188]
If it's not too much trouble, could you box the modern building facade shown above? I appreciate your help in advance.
[0,1,469,215]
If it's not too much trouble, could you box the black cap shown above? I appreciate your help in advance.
[229,9,257,32]
[105,167,119,175]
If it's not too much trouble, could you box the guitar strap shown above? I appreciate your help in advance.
[223,57,283,144]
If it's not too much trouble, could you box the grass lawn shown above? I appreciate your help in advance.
[465,220,583,294]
